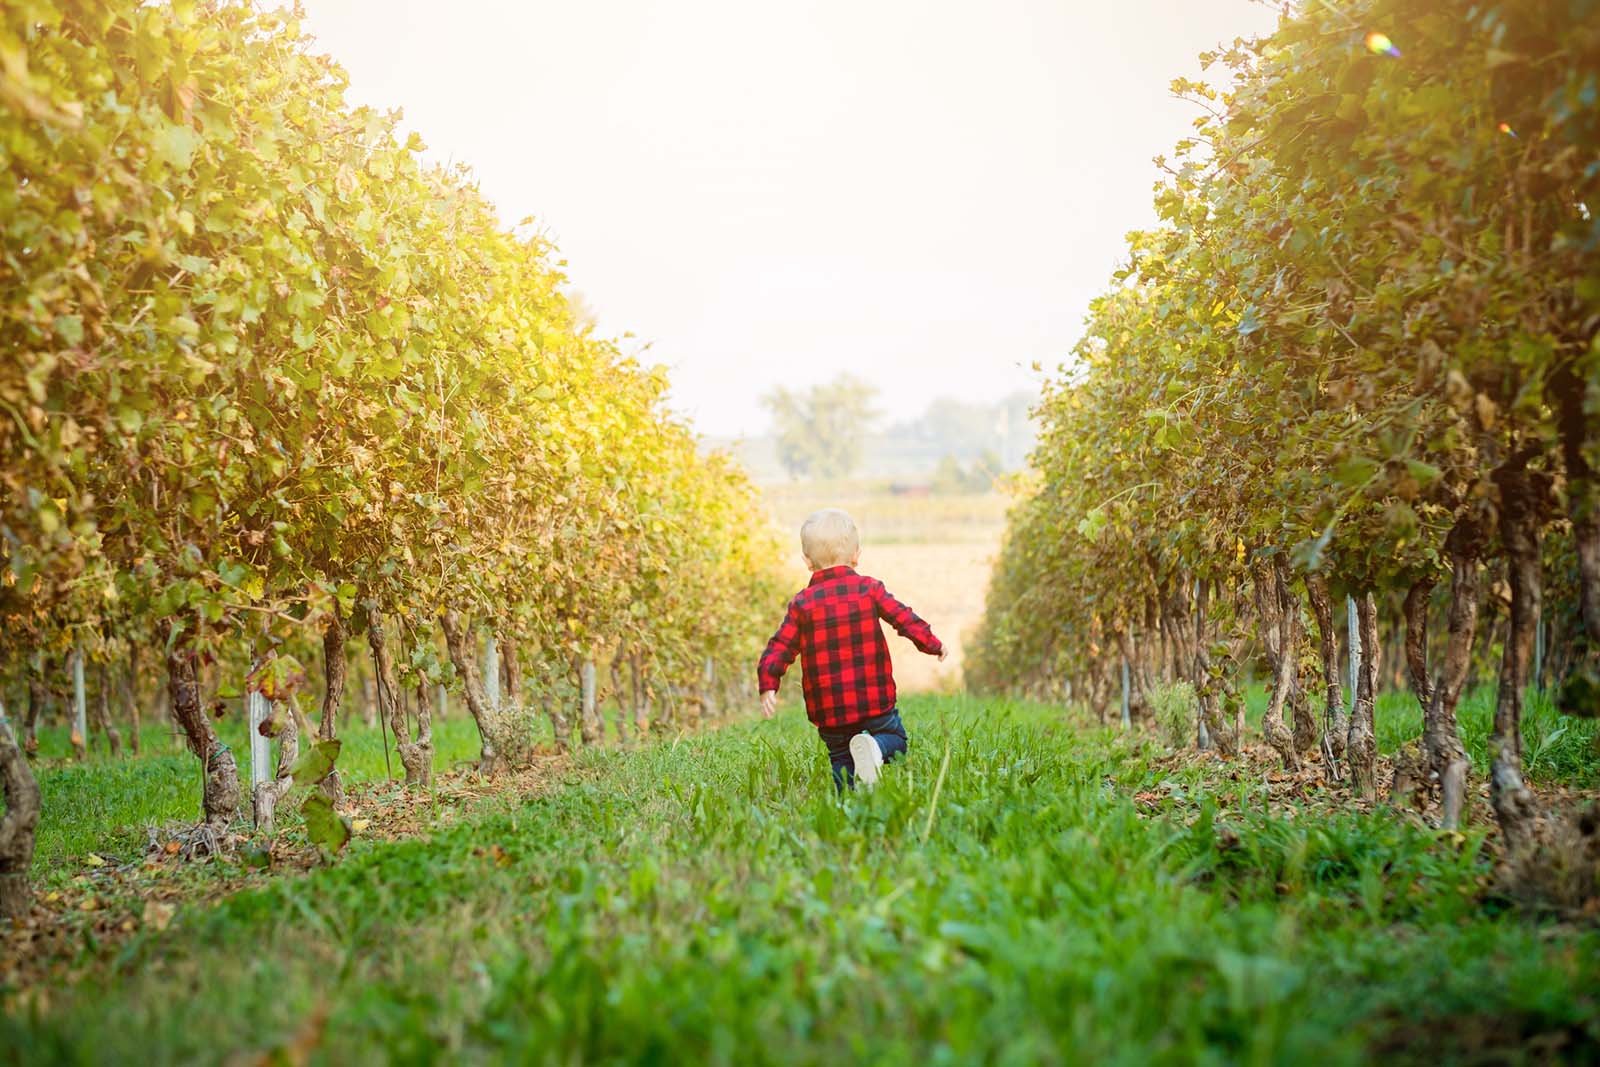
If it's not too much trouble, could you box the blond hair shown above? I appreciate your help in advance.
[800,508,860,569]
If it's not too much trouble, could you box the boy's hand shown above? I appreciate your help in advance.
[938,647,950,662]
[761,690,778,719]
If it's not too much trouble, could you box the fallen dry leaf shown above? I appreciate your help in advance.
[142,900,176,932]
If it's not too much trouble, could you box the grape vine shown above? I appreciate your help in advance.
[0,0,786,915]
[970,0,1599,852]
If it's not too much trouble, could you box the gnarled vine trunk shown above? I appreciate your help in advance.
[1191,578,1236,756]
[92,661,124,758]
[1489,462,1545,854]
[1347,592,1380,802]
[499,632,521,708]
[1427,517,1481,830]
[1141,596,1162,696]
[1305,576,1348,777]
[1401,577,1436,712]
[1113,626,1156,727]
[611,653,630,745]
[439,610,502,772]
[1163,577,1193,690]
[367,603,432,787]
[252,691,299,835]
[124,647,142,756]
[0,702,41,918]
[1088,658,1112,726]
[1553,357,1600,644]
[24,669,44,757]
[1253,558,1301,772]
[164,617,241,830]
[319,606,348,802]
[1281,568,1319,756]
[1396,576,1435,807]
[631,652,651,739]
[412,679,434,786]
[547,677,575,752]
[701,657,718,722]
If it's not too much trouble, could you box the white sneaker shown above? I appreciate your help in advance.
[849,732,884,788]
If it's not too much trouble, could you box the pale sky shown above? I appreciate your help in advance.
[299,0,1280,438]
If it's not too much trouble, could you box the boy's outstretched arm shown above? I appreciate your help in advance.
[757,600,803,717]
[870,580,947,659]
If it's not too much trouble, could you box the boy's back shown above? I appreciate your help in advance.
[757,564,943,729]
[757,508,945,788]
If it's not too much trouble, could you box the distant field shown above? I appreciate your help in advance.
[760,481,1010,692]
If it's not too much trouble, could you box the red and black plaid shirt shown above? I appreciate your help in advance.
[757,566,943,729]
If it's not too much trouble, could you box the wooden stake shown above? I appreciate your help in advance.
[1345,594,1360,717]
[70,648,87,761]
[1119,657,1131,729]
[483,632,500,712]
[580,659,599,745]
[247,674,271,827]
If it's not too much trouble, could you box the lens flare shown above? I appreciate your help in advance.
[1498,122,1517,138]
[1364,31,1400,57]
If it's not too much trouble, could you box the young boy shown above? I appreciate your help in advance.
[758,508,947,789]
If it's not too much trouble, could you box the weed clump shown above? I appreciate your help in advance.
[1150,681,1197,748]
[1500,802,1600,919]
[484,703,558,768]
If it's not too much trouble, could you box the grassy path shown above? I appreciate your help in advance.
[4,695,1598,1065]
[24,716,491,874]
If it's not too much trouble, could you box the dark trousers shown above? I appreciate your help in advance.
[817,708,908,790]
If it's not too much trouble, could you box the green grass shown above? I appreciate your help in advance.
[3,695,1596,1066]
[1240,683,1600,787]
[22,715,490,876]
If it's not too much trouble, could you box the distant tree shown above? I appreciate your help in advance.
[931,449,1004,495]
[888,391,1038,471]
[907,399,995,456]
[762,375,880,480]
[966,449,1003,492]
[931,455,967,495]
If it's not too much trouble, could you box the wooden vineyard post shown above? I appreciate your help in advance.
[1346,595,1360,720]
[436,684,448,720]
[579,658,600,746]
[1120,657,1131,729]
[70,648,87,761]
[247,677,272,828]
[484,631,501,713]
